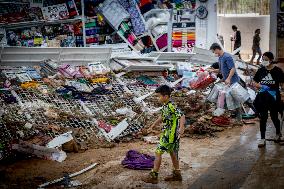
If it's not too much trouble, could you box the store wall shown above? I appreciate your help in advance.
[218,15,270,59]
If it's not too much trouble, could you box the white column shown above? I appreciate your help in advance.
[269,0,277,57]
[195,0,217,49]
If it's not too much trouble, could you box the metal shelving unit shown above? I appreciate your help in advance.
[0,17,83,29]
[0,0,88,47]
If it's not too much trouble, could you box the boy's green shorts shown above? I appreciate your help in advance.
[156,140,179,155]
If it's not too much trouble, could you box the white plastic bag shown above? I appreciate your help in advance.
[225,86,241,110]
[213,108,225,116]
[116,107,136,118]
[207,83,225,103]
[217,90,226,109]
[247,87,256,101]
[226,90,240,110]
[230,82,250,104]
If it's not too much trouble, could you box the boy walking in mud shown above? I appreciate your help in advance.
[143,85,186,184]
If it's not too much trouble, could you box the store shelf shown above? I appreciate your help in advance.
[149,22,169,30]
[0,17,82,29]
[0,47,112,66]
[0,20,43,29]
[45,17,82,25]
[0,1,29,5]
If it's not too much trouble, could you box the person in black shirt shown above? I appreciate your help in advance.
[253,52,284,147]
[210,62,223,79]
[231,25,241,59]
[250,29,262,65]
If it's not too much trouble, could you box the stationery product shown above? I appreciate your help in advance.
[42,4,69,21]
[99,0,130,29]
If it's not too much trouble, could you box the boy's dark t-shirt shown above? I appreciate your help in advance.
[253,66,284,91]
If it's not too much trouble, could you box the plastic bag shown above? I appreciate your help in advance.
[207,83,225,103]
[247,87,256,101]
[230,82,250,104]
[213,108,225,116]
[226,90,239,110]
[217,90,226,109]
[225,86,241,110]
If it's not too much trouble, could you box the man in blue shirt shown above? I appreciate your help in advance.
[209,43,240,85]
[208,43,243,122]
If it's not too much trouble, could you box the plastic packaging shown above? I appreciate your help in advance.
[213,108,225,116]
[230,82,250,104]
[226,89,240,110]
[116,107,136,118]
[247,87,256,101]
[190,71,216,90]
[217,90,226,109]
[12,141,67,162]
[207,83,225,103]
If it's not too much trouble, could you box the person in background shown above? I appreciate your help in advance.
[217,34,224,48]
[208,43,242,122]
[253,52,284,147]
[231,25,242,59]
[143,85,185,184]
[250,29,262,65]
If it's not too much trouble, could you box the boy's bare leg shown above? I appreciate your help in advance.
[170,152,179,170]
[142,152,162,184]
[153,152,162,172]
[164,152,182,181]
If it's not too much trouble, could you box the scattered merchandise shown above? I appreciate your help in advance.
[0,44,255,162]
[121,150,155,170]
[143,136,159,144]
[12,141,67,162]
[38,163,98,188]
[211,116,231,127]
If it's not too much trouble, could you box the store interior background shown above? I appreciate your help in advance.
[0,0,283,61]
[1,1,284,188]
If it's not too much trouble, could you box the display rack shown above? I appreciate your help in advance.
[0,47,112,66]
[0,17,83,29]
[168,8,196,53]
[0,0,121,47]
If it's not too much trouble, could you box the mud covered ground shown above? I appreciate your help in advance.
[1,123,284,189]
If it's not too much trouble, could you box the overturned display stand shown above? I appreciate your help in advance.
[0,47,170,161]
[0,46,256,162]
[0,47,112,66]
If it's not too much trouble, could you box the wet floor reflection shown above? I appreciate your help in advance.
[188,123,284,189]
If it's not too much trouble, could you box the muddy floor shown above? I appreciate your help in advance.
[0,122,284,189]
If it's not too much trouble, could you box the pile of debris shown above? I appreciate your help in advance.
[0,55,243,162]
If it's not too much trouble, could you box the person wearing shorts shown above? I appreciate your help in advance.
[142,85,185,184]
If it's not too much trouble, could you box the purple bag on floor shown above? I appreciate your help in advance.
[121,150,155,170]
